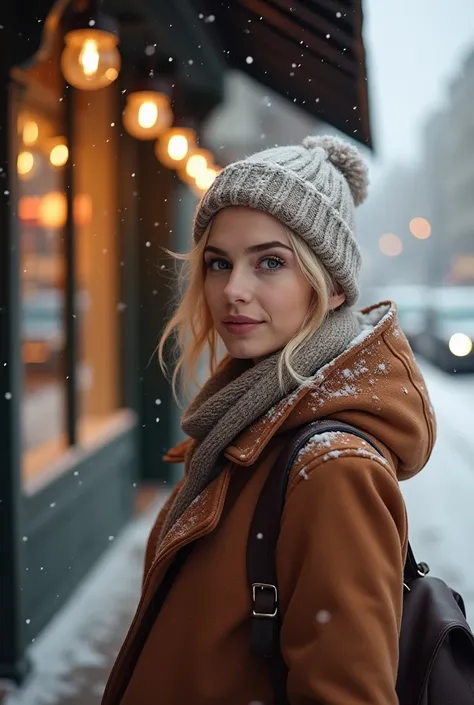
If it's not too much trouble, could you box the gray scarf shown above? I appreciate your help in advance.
[159,306,362,541]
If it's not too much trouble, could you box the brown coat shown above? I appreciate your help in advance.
[103,302,436,705]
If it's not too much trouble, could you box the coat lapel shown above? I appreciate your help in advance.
[153,467,231,566]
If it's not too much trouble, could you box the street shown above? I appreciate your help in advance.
[401,361,474,622]
[3,358,474,704]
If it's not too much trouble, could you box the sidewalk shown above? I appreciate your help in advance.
[3,360,474,704]
[2,493,167,705]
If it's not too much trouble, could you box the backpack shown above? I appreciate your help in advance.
[247,419,474,705]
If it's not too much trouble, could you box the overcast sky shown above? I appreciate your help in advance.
[363,0,474,175]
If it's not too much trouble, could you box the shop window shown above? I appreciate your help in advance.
[14,31,123,485]
[73,86,121,444]
[15,40,68,481]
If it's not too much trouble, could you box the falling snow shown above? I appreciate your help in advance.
[315,610,332,624]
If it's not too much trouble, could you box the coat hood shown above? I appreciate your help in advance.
[166,302,436,481]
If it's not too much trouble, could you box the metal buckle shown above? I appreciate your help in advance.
[252,583,278,618]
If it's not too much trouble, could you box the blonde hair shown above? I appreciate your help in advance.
[158,222,337,405]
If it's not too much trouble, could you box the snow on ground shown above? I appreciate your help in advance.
[2,497,166,705]
[401,360,474,623]
[3,358,474,704]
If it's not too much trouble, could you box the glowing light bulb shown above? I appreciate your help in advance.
[50,143,69,167]
[79,39,100,77]
[138,102,158,129]
[186,154,208,179]
[155,128,196,168]
[168,134,189,162]
[123,92,173,140]
[61,29,120,90]
[17,151,35,176]
[195,167,218,191]
[23,121,38,146]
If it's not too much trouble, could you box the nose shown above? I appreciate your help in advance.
[223,267,253,304]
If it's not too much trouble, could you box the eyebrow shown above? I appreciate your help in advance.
[204,240,293,256]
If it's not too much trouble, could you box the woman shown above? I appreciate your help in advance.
[103,136,436,704]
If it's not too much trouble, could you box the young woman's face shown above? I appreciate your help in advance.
[203,206,315,361]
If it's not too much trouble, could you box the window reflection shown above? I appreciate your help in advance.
[18,111,67,454]
[16,46,68,479]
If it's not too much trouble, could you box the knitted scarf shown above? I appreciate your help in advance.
[159,305,362,541]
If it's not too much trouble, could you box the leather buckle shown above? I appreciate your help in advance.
[252,583,278,618]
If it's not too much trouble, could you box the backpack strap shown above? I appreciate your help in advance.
[247,419,424,702]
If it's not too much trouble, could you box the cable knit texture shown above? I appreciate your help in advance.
[158,305,362,541]
[193,135,369,306]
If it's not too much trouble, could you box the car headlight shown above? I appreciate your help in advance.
[448,333,473,357]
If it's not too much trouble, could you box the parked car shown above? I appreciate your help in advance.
[415,287,474,374]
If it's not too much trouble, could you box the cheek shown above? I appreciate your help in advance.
[203,276,221,314]
[264,276,311,315]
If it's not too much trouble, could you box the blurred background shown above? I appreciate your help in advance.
[1,0,474,702]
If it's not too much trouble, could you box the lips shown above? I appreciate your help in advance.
[222,316,261,324]
[222,320,263,336]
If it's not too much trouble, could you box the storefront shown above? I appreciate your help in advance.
[0,0,225,683]
[0,0,371,685]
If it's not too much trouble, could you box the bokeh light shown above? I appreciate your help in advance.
[409,217,431,240]
[379,233,403,257]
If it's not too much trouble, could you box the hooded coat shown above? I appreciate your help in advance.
[102,302,436,705]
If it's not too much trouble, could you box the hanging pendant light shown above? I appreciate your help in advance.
[61,0,121,90]
[155,127,197,170]
[179,148,214,185]
[47,137,69,167]
[123,69,173,140]
[194,166,220,193]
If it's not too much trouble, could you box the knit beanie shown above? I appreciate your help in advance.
[193,135,369,306]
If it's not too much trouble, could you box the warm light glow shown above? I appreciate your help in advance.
[178,148,213,185]
[138,102,158,128]
[379,233,403,257]
[73,193,93,226]
[19,196,41,221]
[38,192,67,229]
[80,38,100,76]
[195,167,219,191]
[449,333,473,357]
[122,91,173,140]
[17,151,35,177]
[61,29,121,91]
[409,217,431,240]
[186,154,208,179]
[50,143,69,167]
[168,135,189,161]
[105,68,119,82]
[155,128,197,169]
[23,121,39,145]
[19,194,91,226]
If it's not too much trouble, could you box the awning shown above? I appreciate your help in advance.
[110,0,226,118]
[192,0,372,149]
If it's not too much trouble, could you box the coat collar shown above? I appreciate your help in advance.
[164,302,398,469]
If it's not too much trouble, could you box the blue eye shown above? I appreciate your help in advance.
[206,258,229,271]
[259,256,285,271]
[204,255,286,272]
